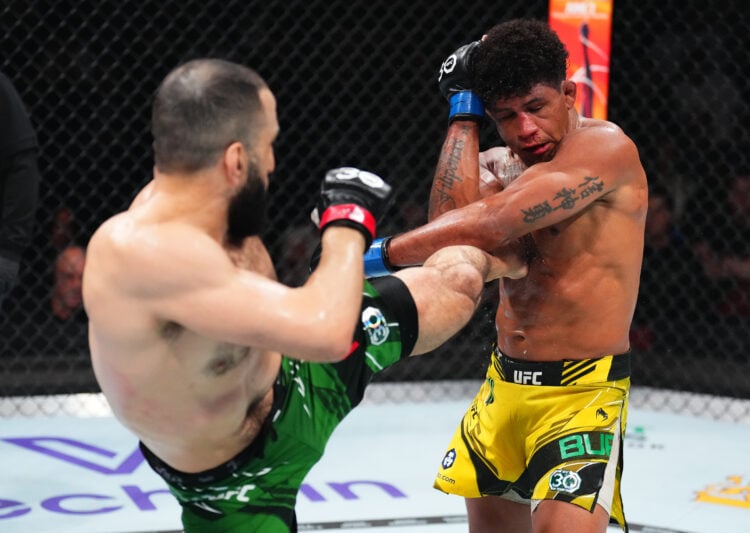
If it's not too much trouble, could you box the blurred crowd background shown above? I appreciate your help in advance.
[1,1,748,417]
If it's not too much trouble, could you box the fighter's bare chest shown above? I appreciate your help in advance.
[519,225,566,262]
[161,322,254,377]
[205,344,252,376]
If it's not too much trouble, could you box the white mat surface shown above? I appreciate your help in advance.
[0,387,748,533]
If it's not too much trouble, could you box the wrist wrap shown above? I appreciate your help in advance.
[449,91,484,121]
[364,236,394,278]
[320,204,376,247]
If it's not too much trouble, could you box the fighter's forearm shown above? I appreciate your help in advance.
[387,203,508,267]
[428,121,481,221]
[368,120,508,271]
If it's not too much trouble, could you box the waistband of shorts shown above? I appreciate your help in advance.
[139,377,287,489]
[491,346,631,386]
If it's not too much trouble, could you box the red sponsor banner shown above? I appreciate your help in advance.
[548,0,613,119]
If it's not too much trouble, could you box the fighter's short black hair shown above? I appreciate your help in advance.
[471,19,569,106]
[151,59,268,173]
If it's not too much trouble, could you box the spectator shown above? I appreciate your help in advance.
[50,206,77,253]
[276,224,318,287]
[630,187,717,353]
[0,71,41,307]
[690,172,750,356]
[39,206,80,287]
[4,205,83,322]
[0,245,88,360]
[646,145,697,223]
[50,245,86,321]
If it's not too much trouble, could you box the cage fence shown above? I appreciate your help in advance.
[1,0,749,419]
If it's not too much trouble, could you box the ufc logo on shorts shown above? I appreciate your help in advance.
[513,370,543,385]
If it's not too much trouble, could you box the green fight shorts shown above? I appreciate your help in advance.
[435,346,631,531]
[140,276,418,532]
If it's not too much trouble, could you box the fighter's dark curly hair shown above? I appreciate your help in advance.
[471,19,569,107]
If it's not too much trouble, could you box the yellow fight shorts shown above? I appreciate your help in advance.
[434,346,630,531]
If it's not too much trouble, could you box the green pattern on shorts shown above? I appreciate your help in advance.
[359,279,406,372]
[163,279,408,532]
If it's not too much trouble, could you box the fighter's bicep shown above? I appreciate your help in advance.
[501,169,608,229]
[508,123,637,220]
[145,243,284,343]
[149,243,349,357]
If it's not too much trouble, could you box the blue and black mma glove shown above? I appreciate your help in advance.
[438,41,484,123]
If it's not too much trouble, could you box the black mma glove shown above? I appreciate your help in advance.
[437,41,484,122]
[312,167,392,249]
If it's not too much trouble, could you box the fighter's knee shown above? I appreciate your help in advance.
[447,262,485,303]
[425,249,486,305]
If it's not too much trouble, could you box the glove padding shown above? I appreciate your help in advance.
[312,167,392,248]
[438,41,480,100]
[437,41,484,122]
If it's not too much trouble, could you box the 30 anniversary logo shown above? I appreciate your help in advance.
[695,475,750,509]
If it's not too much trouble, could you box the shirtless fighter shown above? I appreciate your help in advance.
[362,19,648,533]
[83,58,525,532]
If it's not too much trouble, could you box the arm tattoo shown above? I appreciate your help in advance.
[433,124,472,211]
[521,175,604,223]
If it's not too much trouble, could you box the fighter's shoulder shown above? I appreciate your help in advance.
[90,213,213,265]
[571,120,646,199]
[87,213,130,254]
[570,119,640,161]
[88,215,231,298]
[577,119,633,145]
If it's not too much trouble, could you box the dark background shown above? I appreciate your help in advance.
[1,1,749,414]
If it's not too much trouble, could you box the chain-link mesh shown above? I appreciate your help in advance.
[1,1,749,417]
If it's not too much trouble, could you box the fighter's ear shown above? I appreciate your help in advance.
[222,141,246,187]
[562,80,577,107]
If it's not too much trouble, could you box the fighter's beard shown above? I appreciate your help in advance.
[226,163,268,246]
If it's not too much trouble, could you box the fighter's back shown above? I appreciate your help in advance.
[83,200,279,472]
